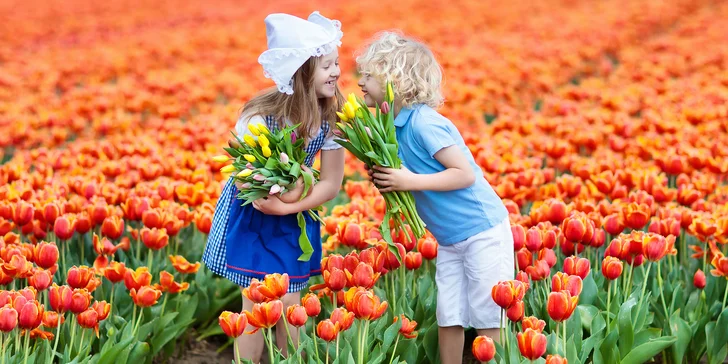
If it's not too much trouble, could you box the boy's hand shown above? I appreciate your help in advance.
[371,165,416,192]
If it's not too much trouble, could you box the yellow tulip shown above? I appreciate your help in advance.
[258,134,270,148]
[243,135,256,148]
[262,146,272,158]
[220,165,236,174]
[212,155,229,163]
[257,123,271,135]
[347,93,360,109]
[248,123,261,136]
[237,169,252,177]
[243,154,256,163]
[386,83,394,102]
[336,111,349,122]
[343,102,356,120]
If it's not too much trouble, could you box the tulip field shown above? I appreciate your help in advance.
[2,0,728,363]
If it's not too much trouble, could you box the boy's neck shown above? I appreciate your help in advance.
[392,102,403,118]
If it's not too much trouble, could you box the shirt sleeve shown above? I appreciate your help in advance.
[321,133,343,151]
[234,113,266,138]
[413,118,457,158]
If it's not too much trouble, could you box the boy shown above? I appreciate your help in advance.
[357,31,513,364]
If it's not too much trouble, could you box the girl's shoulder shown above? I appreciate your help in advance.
[234,112,268,137]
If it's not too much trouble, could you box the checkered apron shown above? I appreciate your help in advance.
[202,116,330,292]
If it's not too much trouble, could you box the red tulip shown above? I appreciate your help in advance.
[563,256,590,279]
[417,235,438,260]
[404,251,423,270]
[157,271,190,294]
[92,301,111,321]
[101,215,124,240]
[69,289,93,314]
[472,335,496,362]
[345,262,381,289]
[245,300,283,333]
[242,280,270,304]
[546,354,568,364]
[219,311,247,338]
[517,328,547,360]
[130,286,162,307]
[512,224,526,251]
[49,284,73,313]
[316,319,339,342]
[601,256,623,280]
[18,300,44,330]
[694,269,706,289]
[286,305,308,327]
[0,306,18,332]
[522,316,546,332]
[551,272,583,297]
[169,255,201,274]
[124,267,153,291]
[330,307,355,331]
[526,227,543,252]
[394,314,418,339]
[641,233,668,262]
[42,310,63,329]
[507,300,525,322]
[77,308,99,336]
[344,288,388,320]
[33,242,59,270]
[29,269,54,291]
[13,201,35,227]
[53,215,76,240]
[301,293,321,317]
[66,266,94,290]
[547,290,579,322]
[491,280,526,309]
[103,261,127,283]
[258,273,289,300]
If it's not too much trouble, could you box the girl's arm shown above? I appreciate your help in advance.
[252,148,345,215]
[370,145,475,192]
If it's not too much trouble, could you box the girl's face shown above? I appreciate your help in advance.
[357,69,385,108]
[314,49,340,99]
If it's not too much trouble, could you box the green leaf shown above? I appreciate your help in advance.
[577,305,598,332]
[381,319,402,354]
[290,162,301,178]
[424,324,439,363]
[710,306,728,360]
[669,310,692,364]
[265,157,278,170]
[600,330,619,364]
[136,315,159,341]
[128,341,151,363]
[620,336,677,364]
[618,297,637,359]
[97,336,136,364]
[296,212,314,261]
[581,273,598,306]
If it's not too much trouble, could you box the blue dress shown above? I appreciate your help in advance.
[202,116,332,292]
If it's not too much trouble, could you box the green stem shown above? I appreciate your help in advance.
[325,342,329,364]
[606,280,612,335]
[78,329,86,358]
[657,261,669,319]
[281,311,294,356]
[399,266,406,301]
[160,294,169,317]
[388,335,401,364]
[722,283,728,311]
[133,309,144,336]
[562,318,567,357]
[313,321,320,363]
[297,328,301,364]
[51,314,63,361]
[234,340,240,364]
[69,316,77,356]
[267,327,275,364]
[22,330,30,364]
[148,250,154,274]
[637,263,654,315]
[109,284,115,316]
[131,305,137,333]
[362,320,370,363]
[135,237,141,262]
[336,334,340,359]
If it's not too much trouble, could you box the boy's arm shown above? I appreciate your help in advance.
[371,145,475,192]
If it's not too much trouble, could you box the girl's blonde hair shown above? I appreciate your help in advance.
[242,56,344,142]
[356,31,444,108]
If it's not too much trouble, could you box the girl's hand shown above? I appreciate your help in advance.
[371,165,416,192]
[234,180,246,191]
[252,195,292,216]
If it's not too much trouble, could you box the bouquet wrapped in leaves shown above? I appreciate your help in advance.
[334,83,427,254]
[215,122,323,261]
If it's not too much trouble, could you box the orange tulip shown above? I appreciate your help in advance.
[710,252,728,278]
[2,254,33,279]
[0,306,18,332]
[53,214,76,240]
[551,272,583,297]
[168,255,200,274]
[694,269,706,289]
[507,300,525,322]
[101,215,125,240]
[344,288,388,320]
[546,354,568,364]
[130,286,162,307]
[140,227,169,250]
[69,288,93,314]
[301,293,321,317]
[472,335,496,362]
[157,271,190,294]
[103,261,127,283]
[345,262,381,289]
[517,328,548,360]
[603,213,625,236]
[42,310,63,329]
[318,267,347,292]
[516,270,530,290]
[18,299,44,330]
[29,328,55,340]
[512,224,526,251]
[561,212,594,243]
[0,266,12,286]
[77,308,100,336]
[92,301,111,321]
[29,268,53,291]
[124,267,152,291]
[286,304,308,327]
[92,233,118,256]
[492,280,527,309]
[641,233,668,261]
[316,319,340,342]
[33,242,59,270]
[258,273,289,300]
[404,251,423,270]
[43,202,62,226]
[417,234,438,260]
[49,284,73,313]
[563,256,590,279]
[623,202,651,230]
[601,256,623,280]
[337,222,365,248]
[522,316,546,332]
[547,290,579,322]
[526,259,551,281]
[330,307,355,331]
[394,314,418,339]
[244,300,283,333]
[218,311,247,338]
[242,280,270,304]
[66,265,94,290]
[13,200,35,226]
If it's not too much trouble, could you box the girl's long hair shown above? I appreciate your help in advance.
[242,56,344,142]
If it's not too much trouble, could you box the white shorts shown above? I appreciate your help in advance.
[435,218,514,329]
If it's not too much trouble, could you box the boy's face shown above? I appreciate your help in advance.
[357,70,385,108]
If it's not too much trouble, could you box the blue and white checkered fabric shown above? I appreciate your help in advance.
[201,116,329,292]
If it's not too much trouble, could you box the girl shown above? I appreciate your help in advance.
[357,32,513,364]
[202,11,346,362]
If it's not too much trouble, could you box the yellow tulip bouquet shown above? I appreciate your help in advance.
[335,82,426,254]
[214,122,322,261]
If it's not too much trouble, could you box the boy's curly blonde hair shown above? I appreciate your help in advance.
[356,31,444,108]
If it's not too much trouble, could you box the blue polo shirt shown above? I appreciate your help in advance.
[394,104,508,245]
